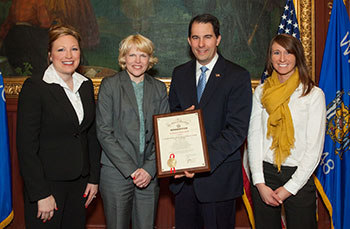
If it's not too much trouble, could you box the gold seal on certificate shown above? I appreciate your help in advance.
[153,110,210,178]
[167,154,177,168]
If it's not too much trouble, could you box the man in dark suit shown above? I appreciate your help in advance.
[169,14,252,228]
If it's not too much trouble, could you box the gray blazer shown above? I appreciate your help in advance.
[96,70,169,178]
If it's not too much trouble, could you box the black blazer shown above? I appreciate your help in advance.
[17,77,101,202]
[169,55,252,202]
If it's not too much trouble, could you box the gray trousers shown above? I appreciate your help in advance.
[100,165,159,229]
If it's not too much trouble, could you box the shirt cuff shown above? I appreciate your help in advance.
[251,173,265,185]
[283,179,300,195]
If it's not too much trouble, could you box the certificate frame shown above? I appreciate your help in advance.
[153,109,210,178]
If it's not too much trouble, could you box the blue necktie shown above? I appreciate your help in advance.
[197,66,208,102]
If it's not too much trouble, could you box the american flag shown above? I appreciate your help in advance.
[261,0,301,82]
[277,0,300,38]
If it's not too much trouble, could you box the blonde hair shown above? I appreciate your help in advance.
[118,34,158,70]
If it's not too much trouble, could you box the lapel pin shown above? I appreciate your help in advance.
[215,73,221,77]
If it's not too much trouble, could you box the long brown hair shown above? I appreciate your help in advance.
[265,34,315,96]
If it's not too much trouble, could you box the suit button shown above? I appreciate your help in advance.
[145,130,149,134]
[74,133,80,138]
[146,140,150,144]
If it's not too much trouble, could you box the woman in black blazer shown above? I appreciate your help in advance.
[17,24,101,228]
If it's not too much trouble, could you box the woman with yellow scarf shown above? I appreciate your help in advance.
[248,34,326,229]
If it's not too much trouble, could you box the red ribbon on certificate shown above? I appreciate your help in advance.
[169,153,176,173]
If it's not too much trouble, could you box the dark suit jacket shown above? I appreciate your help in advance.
[169,54,252,202]
[96,71,169,178]
[17,76,101,202]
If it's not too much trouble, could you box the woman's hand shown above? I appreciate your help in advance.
[256,183,282,207]
[83,183,98,208]
[274,186,292,202]
[37,195,57,222]
[132,168,151,188]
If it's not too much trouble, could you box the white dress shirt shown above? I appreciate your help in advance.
[196,53,219,86]
[43,64,87,124]
[248,83,326,195]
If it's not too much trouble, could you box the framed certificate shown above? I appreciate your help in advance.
[153,109,210,178]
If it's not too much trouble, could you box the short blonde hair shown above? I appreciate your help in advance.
[118,34,158,70]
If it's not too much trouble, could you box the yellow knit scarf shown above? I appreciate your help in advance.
[261,68,300,171]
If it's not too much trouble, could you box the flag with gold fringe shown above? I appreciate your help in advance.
[242,143,255,229]
[0,71,13,228]
[314,0,350,228]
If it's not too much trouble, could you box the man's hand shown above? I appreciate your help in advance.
[174,171,195,179]
[37,195,57,222]
[185,105,195,111]
[256,183,282,207]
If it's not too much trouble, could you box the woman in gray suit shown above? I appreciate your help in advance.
[96,34,169,229]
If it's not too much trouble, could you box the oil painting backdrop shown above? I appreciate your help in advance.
[0,0,285,78]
